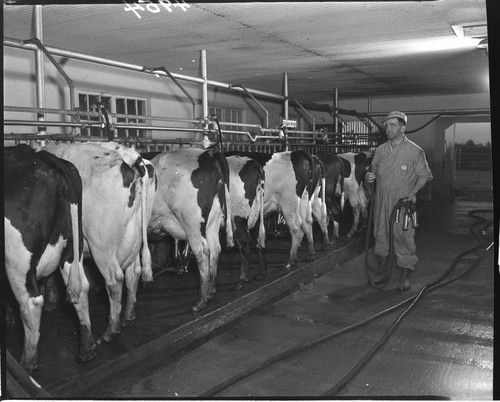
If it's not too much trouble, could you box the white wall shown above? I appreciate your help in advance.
[4,45,491,203]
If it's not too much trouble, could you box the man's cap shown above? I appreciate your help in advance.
[384,111,407,125]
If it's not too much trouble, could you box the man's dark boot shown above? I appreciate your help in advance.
[399,267,411,291]
[372,255,389,284]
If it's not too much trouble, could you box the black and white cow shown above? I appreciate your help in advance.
[226,150,316,269]
[147,148,233,312]
[337,152,373,237]
[310,155,331,250]
[4,144,95,372]
[225,155,266,289]
[314,151,344,243]
[45,142,157,343]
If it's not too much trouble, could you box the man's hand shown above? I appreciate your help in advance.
[365,171,376,183]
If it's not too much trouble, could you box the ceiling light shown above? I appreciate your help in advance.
[477,38,488,49]
[451,22,488,39]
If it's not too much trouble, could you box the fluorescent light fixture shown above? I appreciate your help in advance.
[451,22,487,38]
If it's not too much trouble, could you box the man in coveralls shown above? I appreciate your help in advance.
[365,111,433,290]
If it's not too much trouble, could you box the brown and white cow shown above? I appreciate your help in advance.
[4,144,95,372]
[226,150,316,269]
[45,142,156,343]
[337,152,373,237]
[147,148,233,312]
[226,155,266,289]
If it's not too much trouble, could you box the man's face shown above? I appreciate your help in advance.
[384,118,405,141]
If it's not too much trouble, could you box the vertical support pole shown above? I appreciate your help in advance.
[34,5,46,138]
[283,72,289,121]
[201,49,210,148]
[334,88,339,133]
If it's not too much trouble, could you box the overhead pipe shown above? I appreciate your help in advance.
[143,65,197,121]
[23,37,75,113]
[33,6,46,136]
[290,97,315,131]
[366,108,490,117]
[235,84,269,128]
[4,37,285,103]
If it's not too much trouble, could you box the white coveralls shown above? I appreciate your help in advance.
[371,137,433,270]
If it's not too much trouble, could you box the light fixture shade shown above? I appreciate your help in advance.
[477,38,488,49]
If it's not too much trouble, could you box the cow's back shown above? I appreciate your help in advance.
[46,142,151,268]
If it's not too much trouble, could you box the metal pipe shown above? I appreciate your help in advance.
[5,37,286,102]
[366,108,490,117]
[33,6,46,136]
[291,97,315,131]
[145,65,197,120]
[23,37,75,112]
[334,88,339,133]
[236,84,269,128]
[5,119,206,132]
[283,72,289,121]
[5,105,203,124]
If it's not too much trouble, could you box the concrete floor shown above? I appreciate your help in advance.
[86,195,494,399]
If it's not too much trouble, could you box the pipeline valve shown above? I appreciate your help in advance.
[395,197,418,231]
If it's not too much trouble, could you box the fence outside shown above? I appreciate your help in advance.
[455,145,492,170]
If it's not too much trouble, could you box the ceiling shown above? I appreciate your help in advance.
[3,1,491,104]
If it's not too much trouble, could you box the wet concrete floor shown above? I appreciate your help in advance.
[84,195,495,399]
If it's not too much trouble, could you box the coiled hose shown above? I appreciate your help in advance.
[199,208,493,398]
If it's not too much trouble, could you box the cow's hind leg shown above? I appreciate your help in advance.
[92,254,124,344]
[122,256,141,326]
[282,211,302,269]
[234,218,252,290]
[18,294,44,373]
[347,205,361,237]
[60,260,96,363]
[189,236,211,312]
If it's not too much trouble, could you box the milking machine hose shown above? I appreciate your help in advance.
[199,208,493,398]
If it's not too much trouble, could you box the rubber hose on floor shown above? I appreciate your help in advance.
[199,209,493,398]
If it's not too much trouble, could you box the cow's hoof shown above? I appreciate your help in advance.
[324,242,335,250]
[255,273,265,281]
[306,253,316,262]
[76,348,96,364]
[22,363,38,374]
[234,281,244,290]
[192,301,207,312]
[284,261,295,270]
[97,331,120,345]
[121,318,135,327]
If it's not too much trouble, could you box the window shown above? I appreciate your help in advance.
[116,97,147,138]
[78,92,148,138]
[209,106,244,142]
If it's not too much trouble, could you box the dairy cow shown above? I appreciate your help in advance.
[4,144,94,372]
[314,151,344,242]
[226,150,316,269]
[225,155,266,289]
[45,142,156,343]
[310,155,331,250]
[338,152,373,237]
[148,148,233,312]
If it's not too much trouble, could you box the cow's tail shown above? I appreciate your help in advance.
[256,169,266,250]
[213,151,234,248]
[135,157,154,282]
[38,150,83,302]
[317,158,328,226]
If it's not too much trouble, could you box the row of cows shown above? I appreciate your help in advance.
[4,141,372,374]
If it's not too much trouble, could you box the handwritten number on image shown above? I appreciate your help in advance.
[123,0,190,19]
